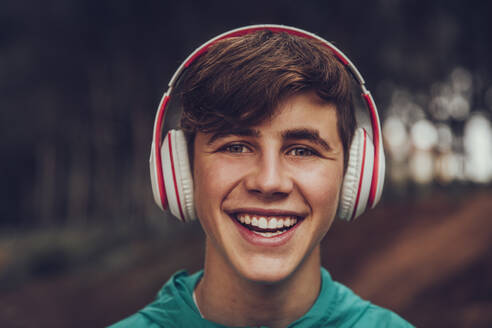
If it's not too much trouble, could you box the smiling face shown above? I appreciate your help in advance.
[193,91,344,283]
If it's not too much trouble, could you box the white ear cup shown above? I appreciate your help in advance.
[338,128,375,221]
[161,130,196,222]
[354,133,375,219]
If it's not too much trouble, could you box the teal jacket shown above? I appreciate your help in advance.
[109,268,413,327]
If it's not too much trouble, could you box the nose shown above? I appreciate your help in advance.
[244,152,293,198]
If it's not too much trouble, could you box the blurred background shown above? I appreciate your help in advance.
[1,0,491,327]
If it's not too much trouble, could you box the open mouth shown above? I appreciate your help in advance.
[232,213,303,238]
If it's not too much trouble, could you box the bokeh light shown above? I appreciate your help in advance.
[464,113,492,183]
[409,150,434,184]
[382,67,492,188]
[383,116,410,162]
[410,119,438,151]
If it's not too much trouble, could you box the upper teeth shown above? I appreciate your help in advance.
[237,214,298,230]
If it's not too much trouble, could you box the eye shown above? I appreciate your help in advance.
[221,143,252,154]
[287,147,318,157]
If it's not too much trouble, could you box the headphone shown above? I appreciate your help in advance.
[149,24,385,222]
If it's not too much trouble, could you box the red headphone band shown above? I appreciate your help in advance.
[151,25,383,216]
[363,93,382,209]
[154,94,170,209]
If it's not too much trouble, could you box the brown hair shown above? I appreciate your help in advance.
[178,30,356,171]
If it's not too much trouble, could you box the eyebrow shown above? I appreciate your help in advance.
[281,128,332,151]
[207,127,332,152]
[207,128,260,145]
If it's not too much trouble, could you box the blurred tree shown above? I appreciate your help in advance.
[1,0,491,228]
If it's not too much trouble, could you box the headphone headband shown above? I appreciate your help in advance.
[168,25,365,92]
[150,24,385,220]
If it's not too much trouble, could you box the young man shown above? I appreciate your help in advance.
[111,26,413,327]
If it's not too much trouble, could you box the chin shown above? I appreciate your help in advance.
[235,257,299,285]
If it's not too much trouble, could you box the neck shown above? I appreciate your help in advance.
[195,239,322,328]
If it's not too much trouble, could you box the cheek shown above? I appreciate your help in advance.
[301,166,343,245]
[193,158,222,239]
[193,158,217,216]
[193,156,249,214]
[299,164,343,214]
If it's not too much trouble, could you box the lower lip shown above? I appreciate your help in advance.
[231,216,302,247]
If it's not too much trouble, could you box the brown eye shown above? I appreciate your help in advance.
[287,147,316,157]
[224,143,251,153]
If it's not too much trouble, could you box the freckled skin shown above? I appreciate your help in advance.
[193,91,345,327]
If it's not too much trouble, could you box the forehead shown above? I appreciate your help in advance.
[251,92,339,135]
